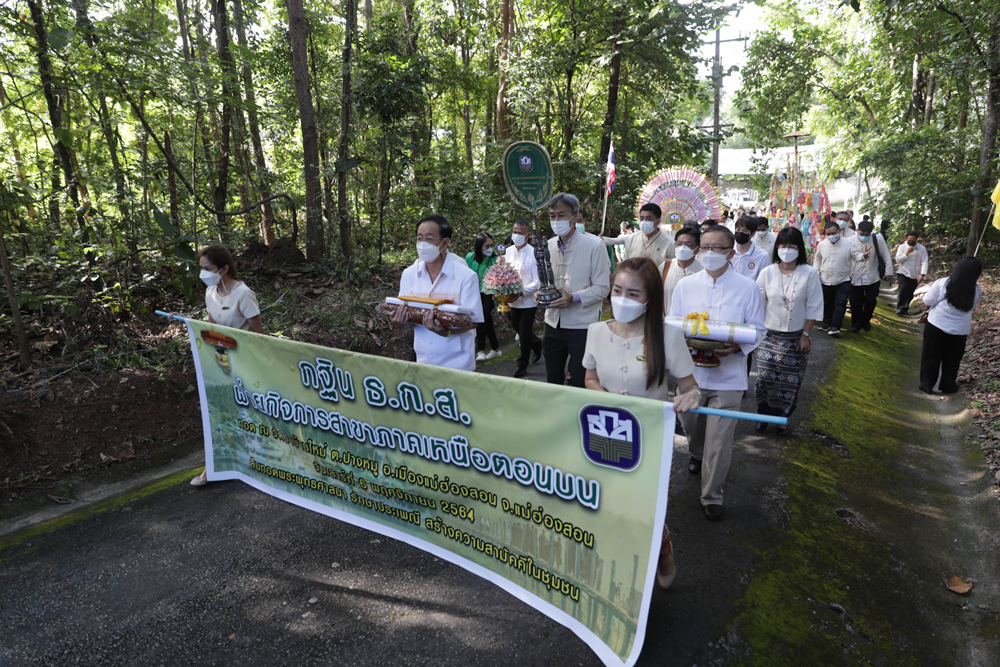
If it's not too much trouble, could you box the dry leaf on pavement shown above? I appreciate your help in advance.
[944,576,973,594]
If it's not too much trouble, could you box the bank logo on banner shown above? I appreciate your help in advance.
[580,406,641,471]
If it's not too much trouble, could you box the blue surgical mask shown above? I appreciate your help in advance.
[858,235,871,243]
[575,222,586,233]
[837,220,847,229]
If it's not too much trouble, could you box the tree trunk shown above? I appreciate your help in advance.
[364,0,372,31]
[909,54,924,129]
[336,0,357,263]
[923,69,935,126]
[286,0,325,260]
[166,130,180,226]
[968,19,1000,256]
[563,66,576,161]
[0,201,30,367]
[496,0,512,141]
[26,0,91,249]
[193,0,222,153]
[402,0,429,197]
[232,0,276,244]
[176,0,215,175]
[212,0,236,234]
[0,80,38,229]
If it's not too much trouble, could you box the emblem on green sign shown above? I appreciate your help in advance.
[502,142,553,211]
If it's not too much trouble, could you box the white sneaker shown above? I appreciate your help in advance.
[485,349,503,360]
[190,470,208,486]
[476,351,487,362]
[515,334,520,342]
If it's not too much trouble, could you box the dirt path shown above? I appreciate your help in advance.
[1,289,997,666]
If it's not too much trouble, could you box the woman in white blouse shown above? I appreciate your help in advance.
[192,245,263,486]
[582,257,702,590]
[918,257,982,394]
[753,227,823,434]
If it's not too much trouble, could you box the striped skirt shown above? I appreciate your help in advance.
[754,329,808,417]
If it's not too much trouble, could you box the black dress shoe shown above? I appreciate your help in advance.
[940,386,959,394]
[863,323,872,332]
[755,421,768,432]
[704,504,724,521]
[513,365,527,378]
[688,458,702,474]
[848,325,862,333]
[918,385,935,394]
[530,342,542,364]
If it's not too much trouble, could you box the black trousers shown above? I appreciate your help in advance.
[849,282,880,328]
[897,275,919,311]
[543,324,588,387]
[920,322,967,393]
[508,306,540,367]
[476,293,499,352]
[821,281,851,329]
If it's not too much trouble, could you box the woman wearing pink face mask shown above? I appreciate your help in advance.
[581,257,701,590]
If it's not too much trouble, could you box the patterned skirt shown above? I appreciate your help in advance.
[754,329,808,417]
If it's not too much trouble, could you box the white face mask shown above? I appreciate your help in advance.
[827,234,840,244]
[511,233,527,247]
[837,220,847,229]
[575,222,586,233]
[757,229,768,236]
[675,245,695,262]
[777,247,799,263]
[699,250,730,272]
[550,219,571,237]
[611,296,647,323]
[416,241,442,262]
[639,219,656,235]
[200,269,222,286]
[484,246,494,257]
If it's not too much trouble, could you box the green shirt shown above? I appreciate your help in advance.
[465,252,496,292]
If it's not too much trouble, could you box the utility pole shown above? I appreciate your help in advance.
[706,30,747,186]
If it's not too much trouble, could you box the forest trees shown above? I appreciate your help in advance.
[736,0,1000,250]
[0,0,727,360]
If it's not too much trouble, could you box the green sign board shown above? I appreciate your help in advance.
[502,141,554,211]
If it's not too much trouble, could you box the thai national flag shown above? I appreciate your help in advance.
[605,140,616,195]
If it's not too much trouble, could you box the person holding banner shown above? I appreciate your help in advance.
[544,193,611,388]
[753,227,823,433]
[668,226,766,520]
[391,215,484,371]
[506,220,543,377]
[190,245,264,487]
[582,257,701,588]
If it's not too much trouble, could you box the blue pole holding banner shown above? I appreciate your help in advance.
[686,406,788,426]
[154,311,787,426]
[155,310,187,322]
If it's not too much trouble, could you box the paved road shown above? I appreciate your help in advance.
[2,291,997,666]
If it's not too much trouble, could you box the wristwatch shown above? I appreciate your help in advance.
[802,331,811,337]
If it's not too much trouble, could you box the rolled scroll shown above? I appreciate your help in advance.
[379,297,474,329]
[664,313,758,345]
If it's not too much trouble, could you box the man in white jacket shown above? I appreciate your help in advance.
[848,220,894,333]
[895,231,929,315]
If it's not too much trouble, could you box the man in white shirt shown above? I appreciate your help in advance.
[659,225,703,313]
[848,220,893,333]
[669,226,766,520]
[391,215,484,371]
[812,219,864,337]
[544,193,611,387]
[506,219,542,378]
[752,216,777,260]
[895,231,929,315]
[730,216,771,281]
[836,212,855,239]
[603,203,676,266]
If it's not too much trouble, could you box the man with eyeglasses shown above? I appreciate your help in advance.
[668,226,766,521]
[543,192,612,387]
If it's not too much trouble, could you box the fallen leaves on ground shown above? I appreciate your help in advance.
[944,576,973,594]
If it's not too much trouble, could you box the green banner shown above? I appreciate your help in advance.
[186,319,673,667]
[502,141,554,210]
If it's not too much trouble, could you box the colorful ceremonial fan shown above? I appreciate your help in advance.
[636,167,723,230]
